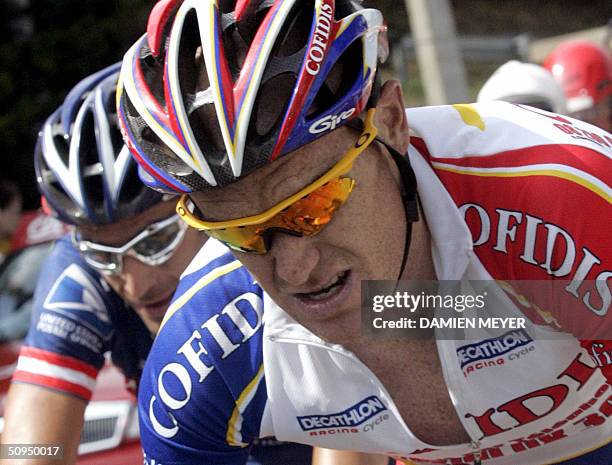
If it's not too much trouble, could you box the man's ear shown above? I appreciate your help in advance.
[373,80,410,154]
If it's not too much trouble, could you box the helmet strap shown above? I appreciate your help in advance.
[380,137,419,282]
[347,70,419,281]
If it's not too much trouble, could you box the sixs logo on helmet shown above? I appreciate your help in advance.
[116,0,389,194]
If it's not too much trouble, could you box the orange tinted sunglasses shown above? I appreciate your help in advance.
[177,109,378,253]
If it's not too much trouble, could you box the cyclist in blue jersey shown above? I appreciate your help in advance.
[2,63,311,465]
[118,1,611,465]
[0,64,206,465]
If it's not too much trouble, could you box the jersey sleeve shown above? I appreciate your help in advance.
[11,236,119,401]
[139,242,268,465]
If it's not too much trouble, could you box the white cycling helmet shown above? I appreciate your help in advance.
[477,60,567,114]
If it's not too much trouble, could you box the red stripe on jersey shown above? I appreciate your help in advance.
[19,347,99,379]
[12,370,93,401]
[426,144,610,186]
[409,137,432,167]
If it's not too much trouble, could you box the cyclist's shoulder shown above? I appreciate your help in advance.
[407,102,610,217]
[34,235,108,303]
[407,101,612,165]
[29,234,125,346]
[32,236,149,384]
[19,238,125,393]
[42,234,86,271]
[161,239,264,332]
[36,234,120,305]
[140,240,267,459]
[152,238,264,389]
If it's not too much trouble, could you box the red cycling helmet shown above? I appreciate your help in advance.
[544,39,611,114]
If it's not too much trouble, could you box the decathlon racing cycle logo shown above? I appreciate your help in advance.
[297,396,389,436]
[457,329,534,376]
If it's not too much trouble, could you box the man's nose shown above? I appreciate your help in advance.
[270,233,321,288]
[119,256,157,300]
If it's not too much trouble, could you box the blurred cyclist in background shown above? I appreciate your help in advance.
[0,212,69,343]
[545,39,611,131]
[0,64,206,465]
[477,60,567,113]
[1,63,311,465]
[0,179,22,263]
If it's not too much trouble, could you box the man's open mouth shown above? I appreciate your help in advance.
[296,270,351,303]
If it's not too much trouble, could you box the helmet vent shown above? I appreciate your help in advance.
[254,73,296,138]
[274,1,314,58]
[307,38,362,119]
[53,133,70,166]
[117,161,142,206]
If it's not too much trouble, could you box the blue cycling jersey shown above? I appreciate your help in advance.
[13,235,152,400]
[140,240,267,464]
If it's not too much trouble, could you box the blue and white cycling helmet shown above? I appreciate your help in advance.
[35,63,163,226]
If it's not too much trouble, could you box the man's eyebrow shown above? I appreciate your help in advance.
[268,130,356,196]
[264,157,332,203]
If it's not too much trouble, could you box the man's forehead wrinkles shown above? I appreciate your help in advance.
[191,127,353,219]
[263,152,313,198]
[190,172,266,218]
[264,128,351,195]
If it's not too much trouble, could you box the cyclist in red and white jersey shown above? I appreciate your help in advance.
[118,1,611,464]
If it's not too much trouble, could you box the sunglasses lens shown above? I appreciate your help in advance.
[75,217,185,272]
[133,221,182,257]
[82,250,121,273]
[283,178,354,232]
[208,228,268,254]
[209,177,355,253]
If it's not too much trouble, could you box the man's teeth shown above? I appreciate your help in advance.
[305,273,346,301]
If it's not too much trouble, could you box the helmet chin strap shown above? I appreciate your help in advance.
[344,118,419,281]
[379,137,419,282]
[346,72,419,282]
